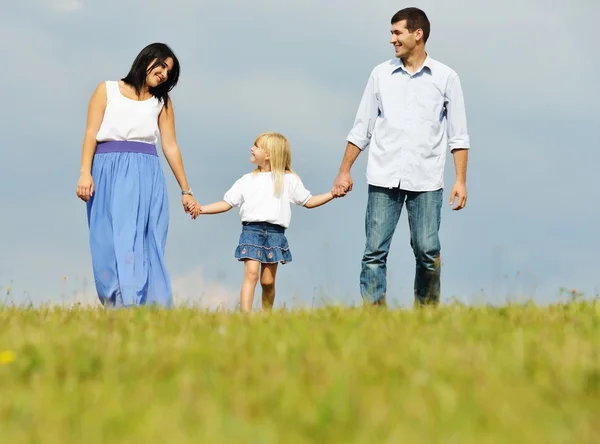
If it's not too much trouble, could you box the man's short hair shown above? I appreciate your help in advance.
[391,7,431,43]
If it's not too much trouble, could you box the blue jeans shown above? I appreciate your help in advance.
[360,185,443,306]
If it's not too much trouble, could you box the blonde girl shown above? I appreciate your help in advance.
[191,132,337,312]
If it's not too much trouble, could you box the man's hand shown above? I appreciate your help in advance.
[332,171,353,197]
[449,181,467,210]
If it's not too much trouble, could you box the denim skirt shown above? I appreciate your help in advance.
[235,221,292,264]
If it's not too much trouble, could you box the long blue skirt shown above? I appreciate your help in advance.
[85,141,173,308]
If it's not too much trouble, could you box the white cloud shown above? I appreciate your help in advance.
[55,287,100,308]
[29,268,239,310]
[171,266,239,310]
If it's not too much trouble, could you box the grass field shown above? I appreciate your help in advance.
[1,300,599,443]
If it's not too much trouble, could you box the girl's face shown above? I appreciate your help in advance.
[146,57,174,88]
[250,143,269,168]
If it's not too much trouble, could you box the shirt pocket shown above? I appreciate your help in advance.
[413,84,444,123]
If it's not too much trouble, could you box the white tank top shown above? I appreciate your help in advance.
[95,81,165,146]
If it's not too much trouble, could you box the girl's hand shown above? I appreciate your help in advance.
[76,173,94,202]
[191,204,202,219]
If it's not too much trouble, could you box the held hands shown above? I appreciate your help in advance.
[190,204,202,219]
[331,171,353,197]
[182,194,199,216]
[183,197,202,220]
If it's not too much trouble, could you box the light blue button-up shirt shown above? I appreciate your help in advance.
[346,55,470,191]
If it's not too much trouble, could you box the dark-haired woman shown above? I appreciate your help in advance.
[75,43,197,308]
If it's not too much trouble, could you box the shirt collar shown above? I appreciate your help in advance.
[391,53,433,75]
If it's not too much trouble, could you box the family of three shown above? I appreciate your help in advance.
[75,7,471,312]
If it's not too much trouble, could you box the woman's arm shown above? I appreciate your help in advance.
[158,97,192,191]
[76,82,106,202]
[158,97,197,212]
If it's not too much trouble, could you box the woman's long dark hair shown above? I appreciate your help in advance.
[121,43,180,108]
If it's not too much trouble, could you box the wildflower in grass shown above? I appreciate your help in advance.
[0,350,16,365]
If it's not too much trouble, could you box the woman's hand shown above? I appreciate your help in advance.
[76,173,95,202]
[182,194,197,215]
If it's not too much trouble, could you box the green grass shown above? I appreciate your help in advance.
[0,301,599,443]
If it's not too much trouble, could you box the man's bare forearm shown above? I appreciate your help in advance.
[338,142,361,172]
[452,148,468,183]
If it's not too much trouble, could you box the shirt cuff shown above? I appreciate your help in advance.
[449,138,470,151]
[346,132,369,151]
[223,195,235,207]
[301,193,312,206]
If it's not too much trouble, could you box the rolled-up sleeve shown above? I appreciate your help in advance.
[346,70,379,151]
[445,72,470,151]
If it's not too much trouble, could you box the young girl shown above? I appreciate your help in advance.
[190,132,337,312]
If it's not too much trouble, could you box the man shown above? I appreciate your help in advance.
[332,7,470,307]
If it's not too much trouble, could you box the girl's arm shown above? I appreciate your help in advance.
[76,82,106,202]
[191,200,233,219]
[304,192,335,209]
[158,97,197,212]
[192,177,244,219]
[200,201,233,214]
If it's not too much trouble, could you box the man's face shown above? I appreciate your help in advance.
[390,20,420,58]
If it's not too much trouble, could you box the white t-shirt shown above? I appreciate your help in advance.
[96,81,164,145]
[223,172,312,228]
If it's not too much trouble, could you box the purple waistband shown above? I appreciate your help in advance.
[95,141,157,156]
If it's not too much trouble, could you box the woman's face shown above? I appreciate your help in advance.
[146,57,174,87]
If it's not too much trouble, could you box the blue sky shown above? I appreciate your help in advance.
[1,0,598,309]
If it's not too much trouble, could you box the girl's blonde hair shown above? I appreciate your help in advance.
[253,132,295,197]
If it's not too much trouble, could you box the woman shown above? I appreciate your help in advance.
[75,42,197,308]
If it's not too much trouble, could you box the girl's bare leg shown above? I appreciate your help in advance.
[240,260,260,313]
[260,263,278,311]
